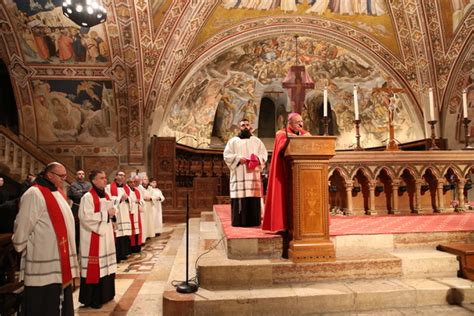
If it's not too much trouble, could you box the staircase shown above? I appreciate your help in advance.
[163,213,474,315]
[0,126,75,182]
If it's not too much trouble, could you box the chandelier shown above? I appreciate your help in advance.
[62,0,107,28]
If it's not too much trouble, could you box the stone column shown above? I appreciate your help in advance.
[21,151,27,178]
[4,140,10,164]
[436,178,445,213]
[391,180,400,214]
[12,144,18,170]
[368,180,377,215]
[456,178,466,212]
[414,180,423,214]
[344,180,354,215]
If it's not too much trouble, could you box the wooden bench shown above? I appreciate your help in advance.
[437,243,474,281]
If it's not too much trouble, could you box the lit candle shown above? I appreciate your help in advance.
[353,85,359,120]
[429,87,435,121]
[463,89,468,119]
[323,86,328,117]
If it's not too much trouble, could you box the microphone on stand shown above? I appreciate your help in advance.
[176,193,198,294]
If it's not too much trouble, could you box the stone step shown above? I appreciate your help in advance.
[196,246,459,289]
[390,249,459,278]
[166,277,474,315]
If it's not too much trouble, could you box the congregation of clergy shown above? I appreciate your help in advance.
[10,162,165,315]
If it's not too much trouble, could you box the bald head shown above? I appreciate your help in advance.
[44,162,67,188]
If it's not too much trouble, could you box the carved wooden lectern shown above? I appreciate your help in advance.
[284,136,336,263]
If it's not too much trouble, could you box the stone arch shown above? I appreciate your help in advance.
[328,166,350,182]
[350,166,373,182]
[149,19,424,144]
[374,166,396,181]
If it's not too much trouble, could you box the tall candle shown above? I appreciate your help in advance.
[353,85,359,120]
[463,89,468,119]
[428,87,435,121]
[323,86,328,117]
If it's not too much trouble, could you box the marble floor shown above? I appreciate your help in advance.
[73,223,183,316]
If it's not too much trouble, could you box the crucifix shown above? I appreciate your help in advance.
[373,86,405,151]
[59,236,68,254]
[282,35,315,114]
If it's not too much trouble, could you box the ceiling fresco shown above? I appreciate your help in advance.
[0,0,471,170]
[160,34,424,150]
[194,0,399,55]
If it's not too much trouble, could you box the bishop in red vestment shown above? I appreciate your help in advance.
[262,113,311,232]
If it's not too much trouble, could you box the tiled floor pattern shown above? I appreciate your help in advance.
[73,224,180,315]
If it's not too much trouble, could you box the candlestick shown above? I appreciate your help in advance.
[463,117,473,150]
[429,88,435,121]
[353,85,359,120]
[428,120,439,150]
[323,86,328,117]
[463,89,468,119]
[322,116,330,135]
[353,119,363,151]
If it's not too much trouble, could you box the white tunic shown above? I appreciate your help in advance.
[12,186,80,286]
[224,136,268,199]
[105,184,132,237]
[150,187,165,234]
[78,192,117,278]
[140,185,157,242]
[129,188,142,236]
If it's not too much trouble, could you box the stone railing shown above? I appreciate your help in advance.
[328,151,474,215]
[0,126,75,183]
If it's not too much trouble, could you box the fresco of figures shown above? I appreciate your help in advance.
[162,35,424,150]
[451,0,473,30]
[6,0,109,64]
[32,79,117,143]
[221,0,388,14]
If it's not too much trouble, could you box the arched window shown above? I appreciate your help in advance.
[257,97,275,137]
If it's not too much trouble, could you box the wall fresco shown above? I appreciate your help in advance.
[161,35,424,150]
[6,0,109,64]
[31,79,117,143]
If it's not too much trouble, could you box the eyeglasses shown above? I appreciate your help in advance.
[50,171,67,179]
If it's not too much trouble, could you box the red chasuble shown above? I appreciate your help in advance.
[35,184,73,287]
[262,127,309,232]
[86,188,110,284]
[130,189,143,246]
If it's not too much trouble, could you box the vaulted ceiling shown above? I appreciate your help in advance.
[0,1,472,169]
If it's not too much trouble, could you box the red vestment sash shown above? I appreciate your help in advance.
[262,127,309,232]
[34,184,73,287]
[86,189,110,284]
[110,182,130,197]
[129,189,143,246]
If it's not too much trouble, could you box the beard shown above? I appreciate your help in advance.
[238,128,252,139]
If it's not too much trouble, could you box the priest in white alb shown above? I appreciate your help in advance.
[105,171,132,262]
[150,178,165,235]
[12,162,79,316]
[78,170,117,309]
[223,118,268,227]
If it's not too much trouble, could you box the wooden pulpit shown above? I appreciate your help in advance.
[284,136,336,262]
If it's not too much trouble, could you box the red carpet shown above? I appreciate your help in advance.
[214,205,474,239]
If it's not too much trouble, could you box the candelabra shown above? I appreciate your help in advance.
[463,117,473,150]
[322,117,330,136]
[427,120,439,150]
[353,119,363,151]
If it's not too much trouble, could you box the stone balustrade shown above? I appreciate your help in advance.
[0,133,44,181]
[328,151,474,215]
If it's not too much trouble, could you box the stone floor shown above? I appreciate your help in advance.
[72,219,474,315]
[72,224,183,316]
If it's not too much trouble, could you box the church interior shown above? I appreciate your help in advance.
[0,0,474,315]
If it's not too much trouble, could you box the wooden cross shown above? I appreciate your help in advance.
[282,65,314,113]
[59,237,68,254]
